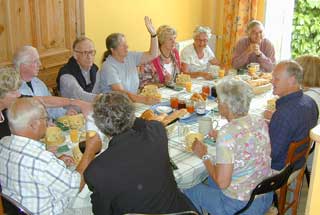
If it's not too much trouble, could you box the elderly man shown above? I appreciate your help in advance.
[266,60,318,170]
[13,46,76,119]
[57,36,99,102]
[232,20,276,73]
[0,98,101,214]
[84,92,196,214]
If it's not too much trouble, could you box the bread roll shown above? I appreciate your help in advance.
[190,93,205,102]
[45,126,65,146]
[140,109,156,120]
[185,133,204,152]
[140,85,162,99]
[161,109,188,126]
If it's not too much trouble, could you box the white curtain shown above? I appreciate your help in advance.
[264,0,295,61]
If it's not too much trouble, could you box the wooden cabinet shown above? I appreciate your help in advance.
[0,0,84,89]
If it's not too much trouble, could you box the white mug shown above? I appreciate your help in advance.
[198,117,219,136]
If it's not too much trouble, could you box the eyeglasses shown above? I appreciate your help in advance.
[195,38,208,43]
[38,116,50,123]
[23,59,41,66]
[74,50,96,57]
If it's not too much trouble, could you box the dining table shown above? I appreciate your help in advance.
[58,76,274,213]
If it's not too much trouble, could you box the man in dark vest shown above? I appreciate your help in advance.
[57,36,100,102]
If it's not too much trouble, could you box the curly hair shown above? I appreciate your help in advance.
[0,67,22,99]
[216,77,254,116]
[93,92,136,136]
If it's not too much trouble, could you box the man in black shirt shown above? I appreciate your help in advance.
[84,92,196,215]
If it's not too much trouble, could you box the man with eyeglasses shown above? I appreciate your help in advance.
[0,97,101,214]
[232,20,276,73]
[57,36,100,102]
[13,45,77,119]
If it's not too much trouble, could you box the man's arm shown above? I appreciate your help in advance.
[269,114,291,170]
[257,40,276,72]
[231,39,251,69]
[60,74,97,102]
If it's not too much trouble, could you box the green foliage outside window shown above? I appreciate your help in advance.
[291,0,320,58]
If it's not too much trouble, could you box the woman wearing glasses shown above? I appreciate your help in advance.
[181,26,220,80]
[57,36,100,102]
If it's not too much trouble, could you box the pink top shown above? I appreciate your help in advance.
[232,37,276,72]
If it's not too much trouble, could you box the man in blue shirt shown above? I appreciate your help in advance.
[267,60,318,170]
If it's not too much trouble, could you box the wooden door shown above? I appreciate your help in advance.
[0,0,84,89]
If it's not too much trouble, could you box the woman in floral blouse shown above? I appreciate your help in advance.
[139,25,181,87]
[184,77,274,215]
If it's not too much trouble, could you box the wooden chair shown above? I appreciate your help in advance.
[233,163,295,215]
[0,195,3,215]
[0,192,32,215]
[278,136,312,215]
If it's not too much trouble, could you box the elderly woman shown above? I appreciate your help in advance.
[84,92,197,214]
[181,26,220,80]
[140,25,181,87]
[98,16,160,105]
[0,67,91,140]
[183,77,273,214]
[232,20,276,73]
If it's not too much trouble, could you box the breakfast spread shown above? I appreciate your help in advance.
[140,84,162,99]
[45,126,65,146]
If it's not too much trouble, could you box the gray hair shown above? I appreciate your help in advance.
[8,97,47,132]
[278,60,304,85]
[216,77,253,116]
[157,25,177,46]
[193,26,212,39]
[247,20,264,33]
[102,33,125,62]
[93,92,136,136]
[0,67,21,99]
[12,46,38,72]
[72,36,93,50]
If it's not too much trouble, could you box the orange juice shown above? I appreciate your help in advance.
[218,69,225,78]
[170,96,179,109]
[70,129,79,143]
[185,81,192,92]
[248,67,256,76]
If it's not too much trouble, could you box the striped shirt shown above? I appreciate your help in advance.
[0,135,81,215]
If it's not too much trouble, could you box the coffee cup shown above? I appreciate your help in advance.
[198,117,219,136]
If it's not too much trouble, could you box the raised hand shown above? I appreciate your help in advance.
[144,16,156,36]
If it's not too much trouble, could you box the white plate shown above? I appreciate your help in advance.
[156,106,173,114]
[179,112,192,119]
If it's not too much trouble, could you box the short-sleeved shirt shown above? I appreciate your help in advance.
[180,44,215,72]
[0,135,81,215]
[99,52,143,93]
[216,115,272,201]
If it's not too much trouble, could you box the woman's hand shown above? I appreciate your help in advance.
[192,139,208,158]
[144,16,156,36]
[208,129,218,140]
[264,109,274,120]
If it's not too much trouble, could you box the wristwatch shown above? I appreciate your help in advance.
[201,154,211,161]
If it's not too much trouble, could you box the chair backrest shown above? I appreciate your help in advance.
[0,192,32,215]
[278,136,312,215]
[234,163,295,215]
[124,211,198,215]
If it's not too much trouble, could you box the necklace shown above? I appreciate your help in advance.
[160,50,171,59]
[0,111,4,123]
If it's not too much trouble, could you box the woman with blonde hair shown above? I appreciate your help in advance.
[181,26,220,80]
[140,25,181,87]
